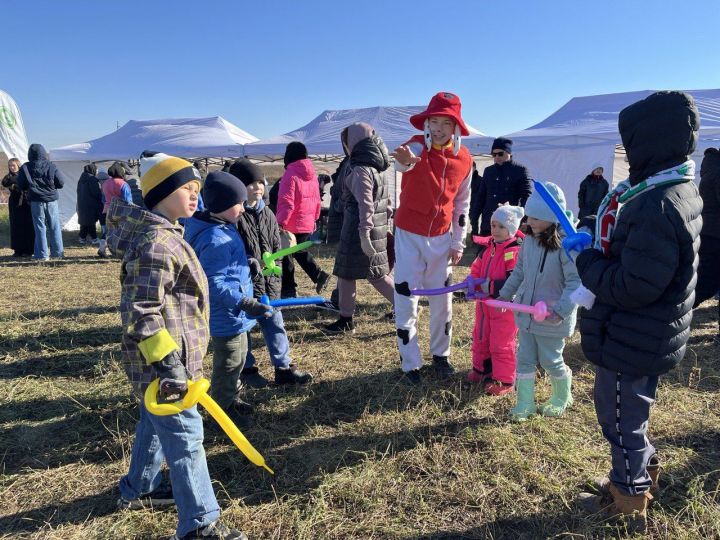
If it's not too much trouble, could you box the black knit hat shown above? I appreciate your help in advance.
[228,158,264,186]
[284,141,308,167]
[203,171,248,213]
[491,137,513,153]
[108,162,126,178]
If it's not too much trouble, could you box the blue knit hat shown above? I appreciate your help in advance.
[203,171,248,213]
[524,181,567,223]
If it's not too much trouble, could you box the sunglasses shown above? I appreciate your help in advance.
[491,151,505,157]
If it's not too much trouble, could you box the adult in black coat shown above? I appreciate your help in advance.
[477,138,532,235]
[468,162,482,236]
[1,158,34,256]
[76,163,103,243]
[693,147,720,335]
[576,91,702,525]
[577,165,610,219]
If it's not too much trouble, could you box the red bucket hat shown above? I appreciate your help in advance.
[410,92,470,136]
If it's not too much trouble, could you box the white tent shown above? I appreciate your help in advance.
[463,89,720,215]
[0,89,29,162]
[245,105,491,158]
[50,116,258,229]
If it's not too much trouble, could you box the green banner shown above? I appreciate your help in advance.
[0,106,17,129]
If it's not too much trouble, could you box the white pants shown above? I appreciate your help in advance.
[394,227,453,372]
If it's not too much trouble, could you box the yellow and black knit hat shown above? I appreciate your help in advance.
[139,153,201,210]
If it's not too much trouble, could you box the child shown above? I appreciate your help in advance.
[106,154,246,539]
[184,171,273,425]
[391,92,473,384]
[575,91,702,531]
[467,204,525,395]
[497,182,581,421]
[229,159,313,388]
[98,162,132,257]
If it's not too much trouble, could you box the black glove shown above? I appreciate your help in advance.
[151,350,189,401]
[247,257,262,277]
[239,297,273,318]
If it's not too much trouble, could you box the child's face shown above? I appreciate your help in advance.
[213,203,245,224]
[157,181,200,221]
[428,116,455,146]
[8,161,19,174]
[491,220,511,242]
[246,181,265,204]
[526,216,553,235]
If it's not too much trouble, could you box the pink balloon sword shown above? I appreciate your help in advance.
[483,299,549,321]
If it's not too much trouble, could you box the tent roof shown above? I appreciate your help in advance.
[508,88,720,143]
[50,116,258,162]
[245,105,489,157]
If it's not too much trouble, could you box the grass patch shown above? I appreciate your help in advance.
[0,241,718,539]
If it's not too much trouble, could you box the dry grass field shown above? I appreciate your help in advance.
[0,208,718,539]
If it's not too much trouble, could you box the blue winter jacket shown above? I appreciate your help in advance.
[184,212,256,337]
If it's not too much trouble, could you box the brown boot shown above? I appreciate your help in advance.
[587,455,661,499]
[607,483,653,533]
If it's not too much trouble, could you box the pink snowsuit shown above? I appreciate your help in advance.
[470,231,524,384]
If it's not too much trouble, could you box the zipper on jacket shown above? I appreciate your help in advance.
[539,247,549,273]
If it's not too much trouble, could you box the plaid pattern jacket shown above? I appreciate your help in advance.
[107,199,210,393]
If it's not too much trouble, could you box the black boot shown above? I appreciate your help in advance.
[323,316,355,334]
[239,366,269,389]
[315,271,332,294]
[275,364,313,385]
[432,355,455,378]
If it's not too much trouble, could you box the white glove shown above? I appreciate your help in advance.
[570,284,596,310]
[360,230,376,257]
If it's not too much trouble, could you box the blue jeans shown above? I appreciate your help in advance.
[245,309,292,370]
[119,402,220,537]
[30,200,64,259]
[594,365,658,496]
[516,331,569,379]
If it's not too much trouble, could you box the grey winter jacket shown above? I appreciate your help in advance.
[498,234,581,337]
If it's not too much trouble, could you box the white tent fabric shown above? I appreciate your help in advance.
[245,106,490,157]
[463,89,720,215]
[50,116,258,229]
[0,89,29,161]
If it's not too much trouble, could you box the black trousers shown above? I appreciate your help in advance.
[694,235,720,306]
[79,224,98,240]
[281,232,325,295]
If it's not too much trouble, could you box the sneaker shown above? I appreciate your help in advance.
[117,482,174,510]
[403,369,422,386]
[315,271,332,294]
[78,237,87,245]
[432,355,455,379]
[484,379,514,396]
[323,316,355,334]
[239,366,269,389]
[171,520,248,540]
[466,366,490,385]
[275,364,313,385]
[315,300,340,313]
[231,396,254,415]
[91,238,101,246]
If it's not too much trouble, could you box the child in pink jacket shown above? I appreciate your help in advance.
[275,142,331,297]
[467,204,525,396]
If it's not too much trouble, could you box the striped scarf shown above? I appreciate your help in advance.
[595,160,695,255]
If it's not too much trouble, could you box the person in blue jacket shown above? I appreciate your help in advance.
[184,171,272,425]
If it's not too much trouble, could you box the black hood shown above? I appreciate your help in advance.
[28,143,48,162]
[619,91,699,185]
[350,135,390,172]
[701,147,720,182]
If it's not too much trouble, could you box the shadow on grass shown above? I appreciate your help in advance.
[0,325,122,355]
[0,350,114,379]
[0,255,118,268]
[0,304,118,322]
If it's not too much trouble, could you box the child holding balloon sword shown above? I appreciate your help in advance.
[496,182,582,421]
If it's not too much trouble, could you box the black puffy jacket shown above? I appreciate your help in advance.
[478,161,532,234]
[576,91,703,376]
[237,200,282,300]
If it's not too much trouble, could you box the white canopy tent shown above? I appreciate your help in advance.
[463,89,720,215]
[50,116,258,229]
[0,89,29,161]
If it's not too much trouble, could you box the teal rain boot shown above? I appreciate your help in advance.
[510,377,536,422]
[541,369,573,417]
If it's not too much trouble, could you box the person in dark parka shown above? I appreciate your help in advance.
[324,123,395,334]
[76,163,103,243]
[1,157,34,256]
[577,164,610,219]
[231,159,313,388]
[575,91,703,530]
[693,147,720,336]
[478,137,532,236]
[468,161,483,236]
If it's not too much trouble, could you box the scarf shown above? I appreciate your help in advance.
[594,160,695,255]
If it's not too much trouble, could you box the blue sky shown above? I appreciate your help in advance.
[2,0,718,149]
